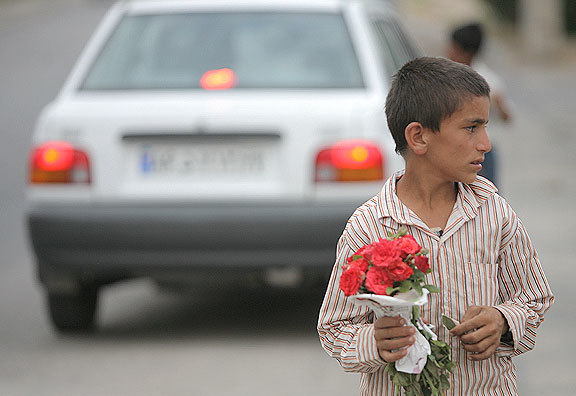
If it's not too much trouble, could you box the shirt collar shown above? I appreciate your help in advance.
[457,175,498,220]
[377,170,413,225]
[377,171,498,223]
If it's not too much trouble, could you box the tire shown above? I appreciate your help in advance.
[47,287,99,333]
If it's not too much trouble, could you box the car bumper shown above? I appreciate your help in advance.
[27,202,357,281]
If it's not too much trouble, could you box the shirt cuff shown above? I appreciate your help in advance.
[356,324,387,369]
[493,303,525,355]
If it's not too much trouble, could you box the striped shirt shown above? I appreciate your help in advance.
[317,172,554,396]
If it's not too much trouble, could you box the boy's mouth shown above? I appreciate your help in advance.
[471,159,484,170]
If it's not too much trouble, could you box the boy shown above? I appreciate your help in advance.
[317,57,553,395]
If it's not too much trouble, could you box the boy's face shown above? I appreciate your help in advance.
[424,95,491,184]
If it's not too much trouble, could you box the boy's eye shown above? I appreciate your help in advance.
[465,126,476,132]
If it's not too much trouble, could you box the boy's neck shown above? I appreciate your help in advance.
[395,168,458,230]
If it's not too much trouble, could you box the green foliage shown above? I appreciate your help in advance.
[384,307,454,396]
[387,227,407,239]
[423,285,440,293]
[442,315,457,331]
[412,305,420,321]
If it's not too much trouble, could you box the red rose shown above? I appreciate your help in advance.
[339,266,365,296]
[386,259,414,282]
[349,257,370,272]
[358,244,375,261]
[395,235,421,258]
[365,267,394,295]
[347,244,374,264]
[414,256,430,273]
[371,239,401,268]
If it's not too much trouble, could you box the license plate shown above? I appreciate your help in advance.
[139,143,266,176]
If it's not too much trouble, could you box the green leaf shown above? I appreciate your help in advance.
[386,286,400,295]
[442,315,457,330]
[384,363,394,377]
[412,305,421,321]
[394,372,412,386]
[422,369,436,389]
[413,281,423,295]
[441,375,451,389]
[399,280,412,293]
[426,362,440,377]
[423,284,440,293]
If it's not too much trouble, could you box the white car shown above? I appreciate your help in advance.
[26,0,418,332]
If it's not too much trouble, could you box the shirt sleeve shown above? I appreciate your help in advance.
[317,229,387,373]
[494,205,554,357]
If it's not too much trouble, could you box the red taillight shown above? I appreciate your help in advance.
[200,68,236,90]
[29,141,91,184]
[315,140,384,182]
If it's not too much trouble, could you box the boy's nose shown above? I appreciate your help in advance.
[478,127,492,153]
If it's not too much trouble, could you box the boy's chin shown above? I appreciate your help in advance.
[457,173,479,184]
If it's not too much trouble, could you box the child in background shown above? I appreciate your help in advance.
[447,22,513,188]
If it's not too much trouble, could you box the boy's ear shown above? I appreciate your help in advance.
[404,122,427,155]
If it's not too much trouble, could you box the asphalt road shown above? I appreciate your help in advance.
[1,1,574,395]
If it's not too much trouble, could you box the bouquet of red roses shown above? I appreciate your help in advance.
[339,227,454,396]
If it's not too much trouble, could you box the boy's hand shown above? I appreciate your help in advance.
[450,305,508,361]
[374,316,416,363]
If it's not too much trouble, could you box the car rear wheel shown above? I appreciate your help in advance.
[47,286,99,333]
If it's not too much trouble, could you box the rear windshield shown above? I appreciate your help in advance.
[81,12,365,90]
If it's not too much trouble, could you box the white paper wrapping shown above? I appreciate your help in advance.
[349,289,436,374]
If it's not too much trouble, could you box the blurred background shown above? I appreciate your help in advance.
[1,0,574,395]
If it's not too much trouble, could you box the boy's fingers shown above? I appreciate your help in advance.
[373,316,416,363]
[450,319,480,336]
[374,316,405,329]
[467,343,498,361]
[458,321,496,344]
[461,335,496,353]
[450,306,489,336]
[374,325,415,341]
[378,346,409,363]
[452,306,507,339]
[459,329,487,345]
[461,305,482,322]
[377,335,415,351]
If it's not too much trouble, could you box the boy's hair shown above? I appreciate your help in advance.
[451,22,484,55]
[385,56,490,155]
